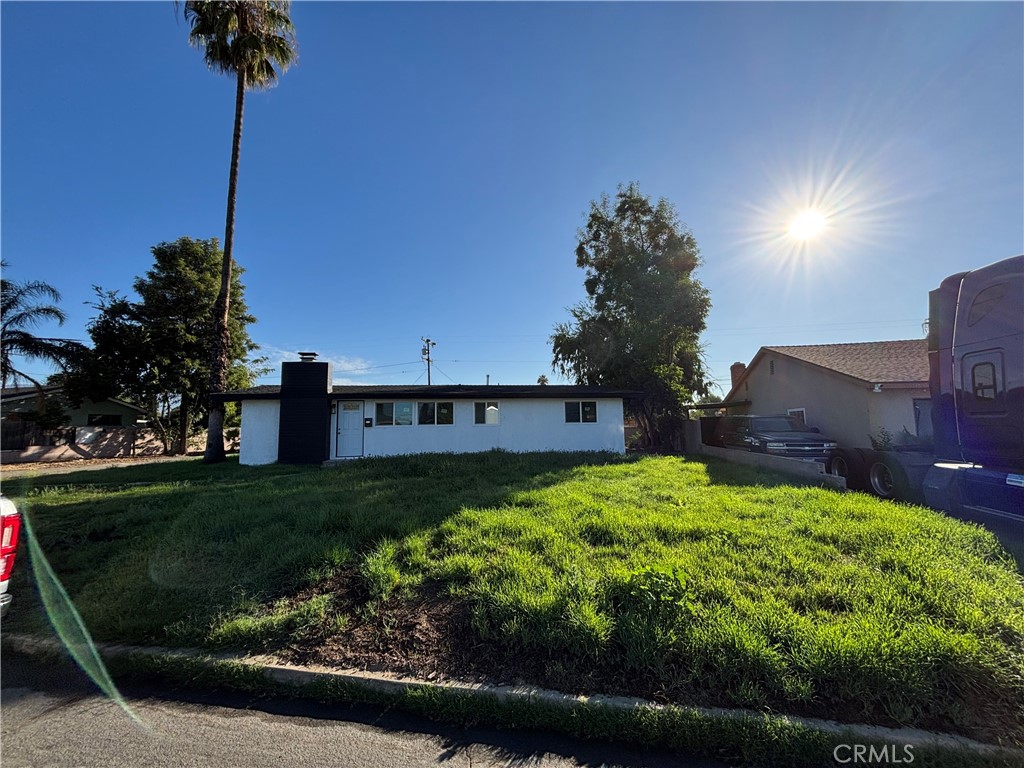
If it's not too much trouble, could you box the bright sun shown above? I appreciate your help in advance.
[788,209,827,240]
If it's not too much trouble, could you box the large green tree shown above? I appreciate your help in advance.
[181,0,297,463]
[1,263,85,389]
[65,237,263,455]
[551,184,712,447]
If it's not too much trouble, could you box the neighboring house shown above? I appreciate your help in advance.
[1,386,150,459]
[722,340,931,448]
[1,386,146,429]
[219,357,635,465]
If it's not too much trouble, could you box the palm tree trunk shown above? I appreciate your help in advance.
[204,68,247,464]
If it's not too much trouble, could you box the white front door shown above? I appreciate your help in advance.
[335,401,364,458]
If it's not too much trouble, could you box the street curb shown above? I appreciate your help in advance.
[4,633,1020,763]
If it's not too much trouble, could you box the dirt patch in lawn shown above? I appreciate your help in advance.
[271,569,1022,748]
[279,573,477,682]
[278,573,586,692]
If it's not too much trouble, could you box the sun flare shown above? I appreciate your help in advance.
[788,209,827,240]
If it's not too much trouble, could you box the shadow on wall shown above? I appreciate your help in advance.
[0,428,165,464]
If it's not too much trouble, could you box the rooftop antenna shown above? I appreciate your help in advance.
[421,337,436,385]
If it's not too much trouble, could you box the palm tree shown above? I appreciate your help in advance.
[1,264,85,389]
[181,1,297,463]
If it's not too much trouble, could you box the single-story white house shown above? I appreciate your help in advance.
[218,356,636,465]
[721,339,931,448]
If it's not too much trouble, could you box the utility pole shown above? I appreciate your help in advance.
[421,337,436,385]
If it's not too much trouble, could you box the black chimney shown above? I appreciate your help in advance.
[278,353,332,464]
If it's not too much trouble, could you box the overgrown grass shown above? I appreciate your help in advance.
[5,452,1023,743]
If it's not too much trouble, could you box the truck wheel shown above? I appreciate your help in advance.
[867,457,912,501]
[827,451,864,491]
[868,461,896,499]
[828,454,851,479]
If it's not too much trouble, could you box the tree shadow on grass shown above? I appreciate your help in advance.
[3,451,632,648]
[684,453,817,490]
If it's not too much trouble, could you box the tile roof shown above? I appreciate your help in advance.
[765,339,929,383]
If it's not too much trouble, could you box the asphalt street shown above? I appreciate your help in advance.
[1,651,727,768]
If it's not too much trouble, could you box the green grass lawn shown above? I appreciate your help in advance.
[5,452,1023,744]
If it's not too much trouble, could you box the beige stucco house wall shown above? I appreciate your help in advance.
[725,342,930,449]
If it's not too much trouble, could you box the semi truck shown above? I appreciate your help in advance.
[826,256,1023,527]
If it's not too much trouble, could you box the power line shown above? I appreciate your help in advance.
[430,364,459,384]
[332,360,421,373]
[708,318,923,333]
[444,359,550,364]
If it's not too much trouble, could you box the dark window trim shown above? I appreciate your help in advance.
[474,401,500,425]
[565,400,598,423]
[86,414,123,427]
[417,401,454,426]
[375,401,415,426]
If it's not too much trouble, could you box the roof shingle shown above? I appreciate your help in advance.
[764,339,929,383]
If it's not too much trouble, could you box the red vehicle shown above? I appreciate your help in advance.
[1,496,22,617]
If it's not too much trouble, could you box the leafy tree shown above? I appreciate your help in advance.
[181,0,297,463]
[551,184,712,447]
[536,374,549,386]
[17,396,68,432]
[1,262,86,389]
[65,238,265,455]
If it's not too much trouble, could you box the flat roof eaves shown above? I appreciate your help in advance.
[214,384,643,403]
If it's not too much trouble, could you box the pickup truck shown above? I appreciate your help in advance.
[1,497,22,618]
[712,414,839,462]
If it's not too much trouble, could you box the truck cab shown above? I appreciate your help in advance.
[925,255,1024,525]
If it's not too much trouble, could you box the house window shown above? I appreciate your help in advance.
[474,401,499,425]
[418,402,454,425]
[786,408,806,427]
[87,414,123,427]
[565,401,598,423]
[375,402,414,426]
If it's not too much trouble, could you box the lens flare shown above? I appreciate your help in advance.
[732,138,904,291]
[788,209,827,240]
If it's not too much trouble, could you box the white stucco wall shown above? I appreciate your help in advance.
[240,397,626,464]
[866,387,930,442]
[239,400,281,465]
[342,398,625,458]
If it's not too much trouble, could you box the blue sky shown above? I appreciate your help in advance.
[3,2,1022,395]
